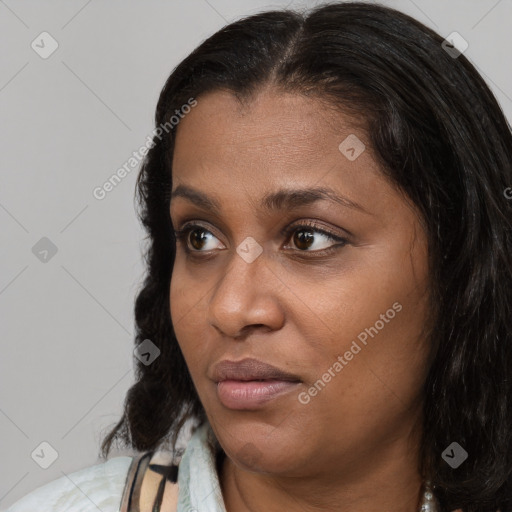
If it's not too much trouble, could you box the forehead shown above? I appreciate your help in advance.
[172,87,368,170]
[172,87,383,210]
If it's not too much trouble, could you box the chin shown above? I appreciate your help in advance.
[209,415,310,475]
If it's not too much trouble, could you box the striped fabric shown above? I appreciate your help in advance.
[120,452,179,512]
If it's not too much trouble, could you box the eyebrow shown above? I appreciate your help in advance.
[170,184,371,215]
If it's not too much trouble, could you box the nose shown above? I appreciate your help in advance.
[207,243,285,340]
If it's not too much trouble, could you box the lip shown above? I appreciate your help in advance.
[212,358,301,382]
[212,358,301,410]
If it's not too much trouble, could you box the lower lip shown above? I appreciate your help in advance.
[216,379,300,410]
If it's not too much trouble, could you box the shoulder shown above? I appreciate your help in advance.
[3,456,134,512]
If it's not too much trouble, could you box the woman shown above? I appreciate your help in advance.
[5,2,512,511]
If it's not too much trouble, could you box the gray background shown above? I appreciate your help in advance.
[1,0,511,508]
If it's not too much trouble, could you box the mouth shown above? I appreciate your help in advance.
[212,358,301,382]
[211,358,302,410]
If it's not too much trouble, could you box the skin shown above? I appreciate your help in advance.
[169,85,433,512]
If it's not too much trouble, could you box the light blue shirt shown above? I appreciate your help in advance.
[3,422,227,512]
[177,422,227,512]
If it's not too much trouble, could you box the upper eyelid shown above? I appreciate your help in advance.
[173,220,224,239]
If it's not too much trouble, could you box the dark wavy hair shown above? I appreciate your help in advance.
[101,2,512,510]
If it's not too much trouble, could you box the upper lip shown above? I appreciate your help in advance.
[212,358,301,383]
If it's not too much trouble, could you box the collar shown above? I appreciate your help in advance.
[177,422,227,512]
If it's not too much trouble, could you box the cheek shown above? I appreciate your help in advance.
[298,270,430,431]
[169,268,206,374]
[169,253,207,332]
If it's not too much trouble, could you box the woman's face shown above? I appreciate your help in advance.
[169,87,432,478]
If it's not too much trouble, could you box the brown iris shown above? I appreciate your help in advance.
[293,228,315,250]
[189,229,209,250]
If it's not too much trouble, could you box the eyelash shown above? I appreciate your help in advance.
[172,220,348,258]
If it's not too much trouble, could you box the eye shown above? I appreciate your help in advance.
[173,220,348,256]
[173,224,224,253]
[281,221,348,253]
